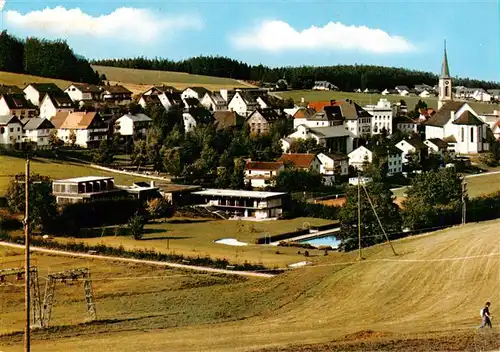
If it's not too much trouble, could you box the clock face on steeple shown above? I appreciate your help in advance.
[445,80,450,85]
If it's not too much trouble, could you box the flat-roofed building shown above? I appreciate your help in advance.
[52,176,125,204]
[191,189,286,220]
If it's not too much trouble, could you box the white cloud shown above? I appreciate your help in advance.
[4,6,203,42]
[232,20,414,54]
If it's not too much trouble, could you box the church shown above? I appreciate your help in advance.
[424,43,490,154]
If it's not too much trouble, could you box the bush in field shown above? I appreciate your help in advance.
[128,213,145,240]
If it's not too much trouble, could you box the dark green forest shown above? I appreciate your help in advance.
[0,31,99,84]
[92,56,500,91]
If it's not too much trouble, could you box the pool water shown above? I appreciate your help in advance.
[299,236,341,249]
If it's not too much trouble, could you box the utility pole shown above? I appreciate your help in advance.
[357,173,362,260]
[24,158,30,352]
[462,178,467,225]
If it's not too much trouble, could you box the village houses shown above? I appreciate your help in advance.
[100,85,133,105]
[64,83,102,102]
[0,94,37,118]
[51,111,108,148]
[23,83,64,107]
[0,115,23,146]
[363,98,394,135]
[22,117,55,146]
[316,152,349,184]
[115,113,153,137]
[348,145,403,175]
[39,93,75,120]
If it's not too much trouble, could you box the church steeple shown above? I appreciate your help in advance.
[438,40,453,110]
[441,40,450,78]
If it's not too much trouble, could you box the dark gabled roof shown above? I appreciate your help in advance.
[149,85,179,94]
[187,87,210,97]
[452,110,485,126]
[102,85,132,94]
[237,91,258,105]
[25,83,63,94]
[1,94,35,109]
[21,117,54,130]
[185,107,214,124]
[330,100,372,120]
[402,137,428,150]
[0,85,23,95]
[213,111,245,129]
[164,92,183,105]
[426,138,448,149]
[395,85,409,91]
[140,94,162,106]
[0,115,22,125]
[321,152,348,161]
[248,108,281,122]
[45,93,74,108]
[68,83,102,94]
[184,97,200,108]
[425,101,465,127]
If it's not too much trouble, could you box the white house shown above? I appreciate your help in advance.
[425,102,489,154]
[395,86,410,96]
[316,152,349,184]
[142,85,178,96]
[0,94,37,118]
[100,85,133,105]
[228,91,258,117]
[330,100,372,138]
[244,161,284,188]
[22,117,54,146]
[395,116,419,134]
[139,92,183,111]
[115,113,152,137]
[39,93,74,120]
[182,108,214,133]
[181,87,210,101]
[419,90,432,98]
[0,115,24,146]
[64,83,102,102]
[23,83,64,106]
[313,81,338,91]
[286,125,354,154]
[51,111,108,148]
[292,108,332,129]
[200,92,227,111]
[424,138,450,157]
[348,145,402,175]
[347,146,374,169]
[395,138,428,163]
[363,98,394,135]
[472,89,491,102]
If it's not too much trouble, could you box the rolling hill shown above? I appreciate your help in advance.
[1,219,498,351]
[92,65,255,95]
[0,71,72,90]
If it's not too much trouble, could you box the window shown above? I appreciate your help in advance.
[445,86,449,97]
[471,127,474,143]
[461,128,464,142]
[10,128,13,132]
[17,127,20,132]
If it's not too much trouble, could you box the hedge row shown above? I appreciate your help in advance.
[0,232,270,272]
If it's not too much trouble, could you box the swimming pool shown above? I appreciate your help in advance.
[299,235,341,249]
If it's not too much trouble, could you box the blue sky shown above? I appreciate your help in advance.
[0,0,498,81]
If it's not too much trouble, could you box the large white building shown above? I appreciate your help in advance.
[0,115,23,146]
[424,44,490,155]
[363,98,394,135]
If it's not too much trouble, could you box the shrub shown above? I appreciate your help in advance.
[128,213,145,240]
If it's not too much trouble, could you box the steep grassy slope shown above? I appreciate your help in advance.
[1,220,498,351]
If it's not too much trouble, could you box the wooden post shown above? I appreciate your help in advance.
[357,173,362,260]
[24,159,30,352]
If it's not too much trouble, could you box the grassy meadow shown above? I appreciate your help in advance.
[0,155,151,195]
[277,89,500,112]
[1,219,499,351]
[0,71,72,90]
[92,65,254,95]
[54,217,335,268]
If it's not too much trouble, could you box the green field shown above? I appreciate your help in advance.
[0,71,72,90]
[0,155,151,195]
[1,219,499,351]
[92,65,253,94]
[392,172,500,198]
[55,217,335,268]
[277,90,500,112]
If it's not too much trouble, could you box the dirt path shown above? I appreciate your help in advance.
[0,241,276,278]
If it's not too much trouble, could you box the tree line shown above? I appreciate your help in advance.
[91,55,500,91]
[0,31,100,84]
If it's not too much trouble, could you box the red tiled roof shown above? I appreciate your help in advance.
[308,101,333,112]
[278,153,317,169]
[245,161,284,171]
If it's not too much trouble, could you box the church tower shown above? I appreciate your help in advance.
[438,40,453,110]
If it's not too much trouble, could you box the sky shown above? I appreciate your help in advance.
[0,0,498,81]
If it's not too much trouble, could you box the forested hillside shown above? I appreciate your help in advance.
[92,56,500,91]
[0,31,99,84]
